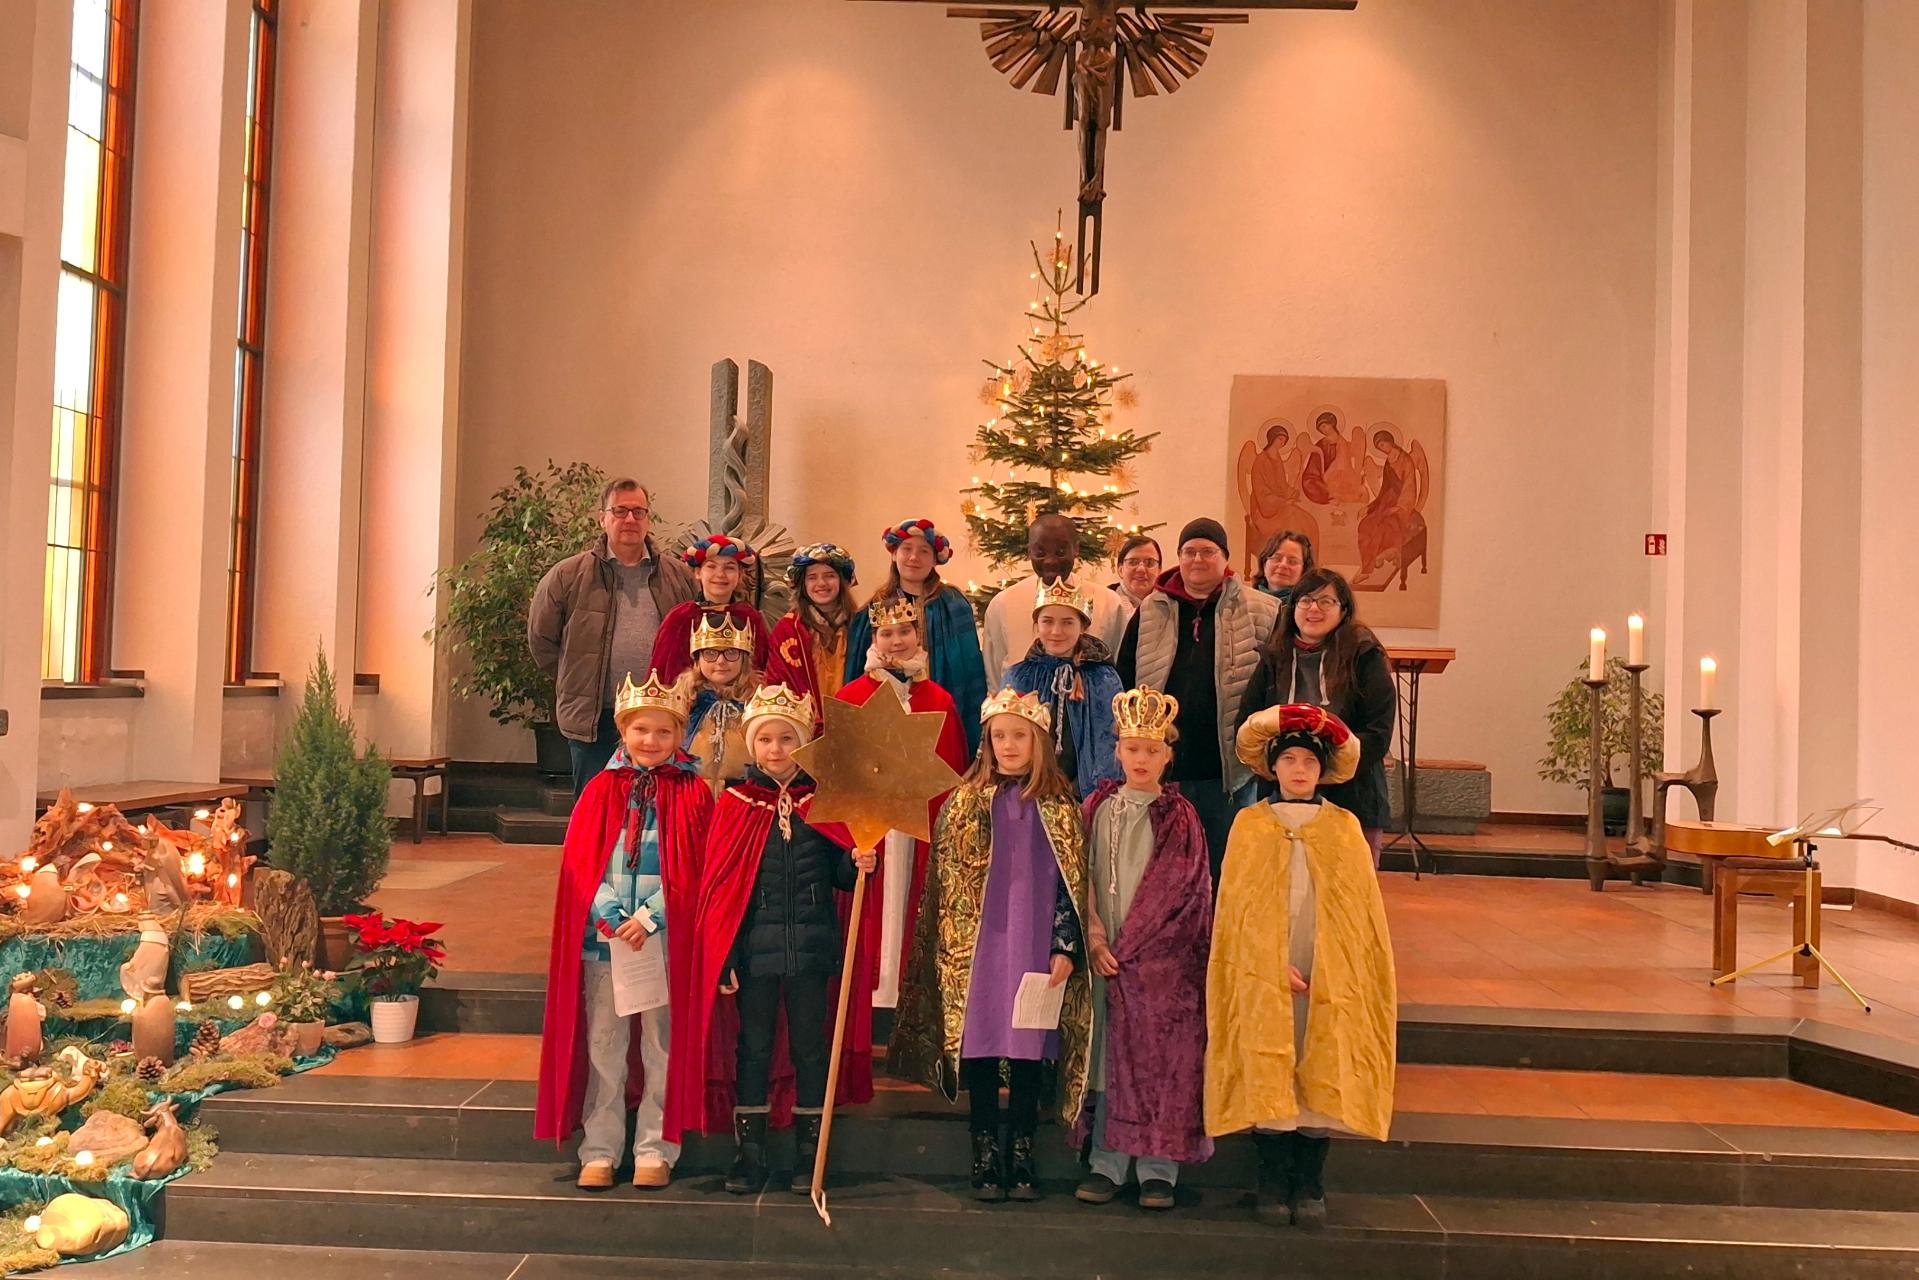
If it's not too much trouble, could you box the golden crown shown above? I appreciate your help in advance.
[1032,577,1093,620]
[691,611,754,654]
[868,595,922,630]
[1112,687,1180,742]
[615,671,690,724]
[741,682,815,739]
[980,687,1052,736]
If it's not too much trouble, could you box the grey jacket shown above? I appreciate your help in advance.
[527,535,696,741]
[1128,575,1280,792]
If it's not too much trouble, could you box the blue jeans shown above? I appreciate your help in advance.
[569,707,622,798]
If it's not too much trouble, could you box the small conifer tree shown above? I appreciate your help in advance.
[268,646,393,914]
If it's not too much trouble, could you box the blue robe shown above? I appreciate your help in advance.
[844,585,988,754]
[1004,643,1124,796]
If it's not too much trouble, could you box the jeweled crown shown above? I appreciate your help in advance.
[691,611,754,654]
[615,671,690,724]
[741,682,815,739]
[980,687,1053,736]
[1032,577,1093,620]
[868,595,922,630]
[1112,687,1179,742]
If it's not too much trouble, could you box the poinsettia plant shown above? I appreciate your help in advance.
[341,913,446,1001]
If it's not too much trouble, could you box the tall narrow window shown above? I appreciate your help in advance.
[226,0,277,684]
[46,0,139,684]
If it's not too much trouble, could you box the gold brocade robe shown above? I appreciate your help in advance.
[1204,800,1397,1141]
[889,782,1095,1127]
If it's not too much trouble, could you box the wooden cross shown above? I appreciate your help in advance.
[851,1,1356,295]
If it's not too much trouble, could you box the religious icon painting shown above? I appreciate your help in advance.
[1227,374,1446,629]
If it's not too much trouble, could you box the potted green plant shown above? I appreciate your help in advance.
[267,647,393,966]
[1539,656,1664,834]
[428,460,610,776]
[342,913,446,1043]
[269,961,340,1057]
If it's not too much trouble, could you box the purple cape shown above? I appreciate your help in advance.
[1074,779,1215,1164]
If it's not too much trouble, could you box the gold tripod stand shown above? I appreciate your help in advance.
[1709,836,1872,1013]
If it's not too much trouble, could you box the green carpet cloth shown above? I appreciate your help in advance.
[0,1167,166,1264]
[0,934,253,1004]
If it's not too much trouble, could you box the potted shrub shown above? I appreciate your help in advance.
[428,461,610,777]
[269,961,339,1057]
[342,913,446,1044]
[1539,656,1664,835]
[268,647,393,967]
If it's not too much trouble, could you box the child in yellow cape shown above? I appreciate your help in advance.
[1205,703,1396,1231]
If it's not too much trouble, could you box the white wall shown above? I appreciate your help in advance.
[454,0,1662,813]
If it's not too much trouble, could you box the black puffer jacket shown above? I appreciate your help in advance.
[727,767,858,979]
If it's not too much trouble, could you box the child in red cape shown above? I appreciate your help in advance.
[669,683,878,1196]
[835,595,968,1018]
[535,671,714,1191]
[648,534,770,683]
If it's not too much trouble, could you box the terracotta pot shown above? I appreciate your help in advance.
[318,917,356,971]
[293,1020,325,1057]
[370,995,419,1044]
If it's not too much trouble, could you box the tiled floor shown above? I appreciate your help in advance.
[317,1033,1919,1133]
[376,834,1919,1044]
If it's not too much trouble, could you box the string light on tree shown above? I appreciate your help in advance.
[963,214,1159,614]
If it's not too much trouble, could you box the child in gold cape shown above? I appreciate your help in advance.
[1205,703,1397,1230]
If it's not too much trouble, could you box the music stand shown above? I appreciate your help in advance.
[1382,648,1454,879]
[1708,800,1885,1011]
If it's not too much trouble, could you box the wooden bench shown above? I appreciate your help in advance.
[1711,861,1821,987]
[225,757,450,845]
[35,779,247,818]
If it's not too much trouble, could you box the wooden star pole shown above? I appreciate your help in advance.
[790,689,961,1224]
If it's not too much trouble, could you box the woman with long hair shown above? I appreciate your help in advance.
[1238,568,1394,864]
[843,518,989,753]
[765,542,860,735]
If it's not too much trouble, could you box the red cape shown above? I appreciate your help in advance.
[765,614,843,736]
[836,673,967,1017]
[535,760,714,1148]
[648,601,770,684]
[666,778,863,1137]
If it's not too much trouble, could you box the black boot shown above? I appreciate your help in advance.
[1250,1132,1292,1227]
[789,1111,823,1195]
[724,1110,768,1195]
[1007,1126,1040,1202]
[1292,1134,1331,1230]
[971,1130,1006,1203]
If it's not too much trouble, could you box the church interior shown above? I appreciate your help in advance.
[1,0,1917,1275]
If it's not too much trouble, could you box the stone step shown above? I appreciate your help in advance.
[445,805,570,845]
[195,1073,1919,1211]
[157,1151,1919,1278]
[1385,759,1493,834]
[71,1240,927,1278]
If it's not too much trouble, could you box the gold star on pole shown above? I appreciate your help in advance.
[793,690,961,849]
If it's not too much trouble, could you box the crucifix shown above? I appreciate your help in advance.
[852,1,1357,295]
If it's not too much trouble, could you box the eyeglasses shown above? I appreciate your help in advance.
[604,505,650,522]
[1120,557,1160,570]
[1295,595,1341,612]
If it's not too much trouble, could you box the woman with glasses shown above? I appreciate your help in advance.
[1238,568,1395,866]
[1254,531,1315,606]
[1110,535,1162,610]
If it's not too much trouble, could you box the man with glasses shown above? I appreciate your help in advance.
[1110,535,1162,609]
[529,479,696,795]
[1117,518,1280,879]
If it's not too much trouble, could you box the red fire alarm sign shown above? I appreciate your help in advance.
[1645,534,1668,556]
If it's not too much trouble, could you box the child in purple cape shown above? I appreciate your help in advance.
[889,688,1092,1204]
[1074,687,1214,1211]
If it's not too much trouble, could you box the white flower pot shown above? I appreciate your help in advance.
[370,995,420,1044]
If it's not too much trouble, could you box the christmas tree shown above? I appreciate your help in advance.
[962,220,1158,612]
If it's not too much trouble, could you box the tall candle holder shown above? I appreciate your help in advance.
[1652,707,1721,888]
[1615,663,1664,883]
[1583,677,1610,892]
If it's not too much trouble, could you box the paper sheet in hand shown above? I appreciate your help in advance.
[1011,970,1066,1031]
[611,932,669,1015]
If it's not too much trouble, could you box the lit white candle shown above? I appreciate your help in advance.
[1589,628,1607,682]
[1700,656,1718,709]
[1627,614,1645,666]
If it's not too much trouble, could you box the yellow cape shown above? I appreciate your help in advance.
[889,782,1094,1127]
[1204,800,1397,1140]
